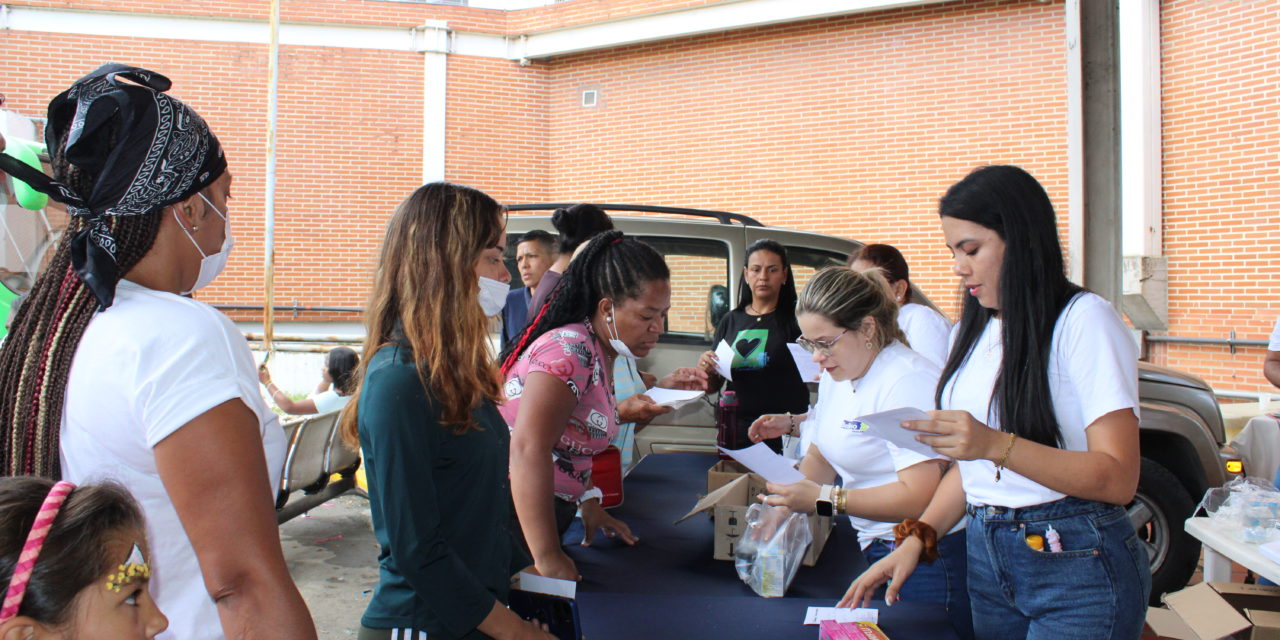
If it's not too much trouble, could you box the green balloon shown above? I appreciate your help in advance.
[2,138,49,211]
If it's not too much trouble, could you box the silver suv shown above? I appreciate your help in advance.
[505,204,1229,601]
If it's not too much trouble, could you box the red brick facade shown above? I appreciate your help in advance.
[1,0,1275,393]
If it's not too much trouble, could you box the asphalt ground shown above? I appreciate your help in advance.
[280,494,380,637]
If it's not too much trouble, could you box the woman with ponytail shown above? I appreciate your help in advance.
[499,231,705,582]
[0,65,314,639]
[842,165,1149,639]
[339,183,550,640]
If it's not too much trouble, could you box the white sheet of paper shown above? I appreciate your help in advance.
[718,442,806,485]
[714,339,735,381]
[643,387,704,408]
[515,572,576,599]
[850,407,940,458]
[787,343,821,383]
[802,607,879,625]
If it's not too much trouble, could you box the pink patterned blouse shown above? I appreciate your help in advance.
[499,322,618,501]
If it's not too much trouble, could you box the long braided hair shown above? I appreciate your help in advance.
[0,123,165,478]
[499,230,668,375]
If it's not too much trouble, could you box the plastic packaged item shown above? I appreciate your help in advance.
[1024,534,1044,551]
[716,391,740,460]
[734,503,812,597]
[1197,476,1280,544]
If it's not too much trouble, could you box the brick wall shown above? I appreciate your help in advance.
[541,0,1069,323]
[1153,0,1280,393]
[4,0,1276,394]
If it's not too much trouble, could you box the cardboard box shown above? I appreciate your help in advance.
[675,468,832,567]
[1146,582,1280,640]
[707,460,752,493]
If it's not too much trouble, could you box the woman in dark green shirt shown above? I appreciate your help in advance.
[339,183,554,640]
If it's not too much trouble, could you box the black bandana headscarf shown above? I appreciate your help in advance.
[0,63,225,309]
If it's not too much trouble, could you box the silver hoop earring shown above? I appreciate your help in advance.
[865,341,873,350]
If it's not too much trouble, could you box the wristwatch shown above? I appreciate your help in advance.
[815,484,835,517]
[577,487,604,506]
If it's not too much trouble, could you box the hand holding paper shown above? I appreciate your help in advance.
[718,443,806,485]
[844,407,941,458]
[713,340,735,381]
[643,387,704,409]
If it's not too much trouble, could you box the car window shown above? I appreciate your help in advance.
[633,236,730,346]
[785,246,849,295]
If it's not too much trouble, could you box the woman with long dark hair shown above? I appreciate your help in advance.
[848,243,951,368]
[500,230,705,582]
[259,346,360,415]
[697,239,810,453]
[339,182,551,640]
[842,165,1149,638]
[0,64,314,640]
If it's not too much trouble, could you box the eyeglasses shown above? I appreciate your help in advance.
[796,329,848,356]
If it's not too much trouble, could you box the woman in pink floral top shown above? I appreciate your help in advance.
[499,230,707,582]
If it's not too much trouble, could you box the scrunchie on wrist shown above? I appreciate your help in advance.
[893,519,939,564]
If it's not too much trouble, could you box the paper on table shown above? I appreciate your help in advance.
[643,387,704,409]
[514,572,576,599]
[849,407,939,458]
[803,607,879,625]
[714,340,735,381]
[787,343,821,383]
[717,442,806,485]
[1262,540,1280,565]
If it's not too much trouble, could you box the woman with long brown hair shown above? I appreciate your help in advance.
[340,182,552,640]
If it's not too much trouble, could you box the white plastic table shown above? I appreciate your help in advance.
[1185,516,1280,584]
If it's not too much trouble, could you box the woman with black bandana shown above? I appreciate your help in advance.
[0,65,316,640]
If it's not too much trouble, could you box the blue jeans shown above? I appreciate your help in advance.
[966,497,1151,640]
[863,529,974,640]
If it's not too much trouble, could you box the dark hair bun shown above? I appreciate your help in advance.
[551,204,614,254]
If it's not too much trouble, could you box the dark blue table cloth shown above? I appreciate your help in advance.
[562,452,957,639]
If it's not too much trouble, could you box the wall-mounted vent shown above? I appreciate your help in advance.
[581,88,599,108]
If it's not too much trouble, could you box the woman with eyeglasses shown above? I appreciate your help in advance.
[749,266,973,640]
[750,266,972,637]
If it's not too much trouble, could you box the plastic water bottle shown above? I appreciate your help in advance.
[717,391,740,460]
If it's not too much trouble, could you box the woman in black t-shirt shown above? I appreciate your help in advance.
[697,240,810,453]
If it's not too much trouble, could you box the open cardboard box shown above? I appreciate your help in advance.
[1147,582,1280,640]
[675,461,831,567]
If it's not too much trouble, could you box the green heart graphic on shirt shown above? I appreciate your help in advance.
[732,329,769,370]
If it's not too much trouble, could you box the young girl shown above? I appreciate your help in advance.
[842,165,1149,638]
[0,477,167,639]
[750,267,971,639]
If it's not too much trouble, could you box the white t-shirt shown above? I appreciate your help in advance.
[60,280,286,640]
[312,388,351,415]
[1269,318,1280,351]
[809,341,950,548]
[897,302,952,368]
[942,292,1139,509]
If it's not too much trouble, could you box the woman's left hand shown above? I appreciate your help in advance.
[579,500,639,546]
[656,367,709,391]
[759,479,820,514]
[257,364,272,385]
[904,410,1004,461]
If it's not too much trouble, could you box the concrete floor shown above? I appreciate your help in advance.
[280,494,380,637]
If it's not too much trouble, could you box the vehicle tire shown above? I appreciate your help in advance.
[1130,457,1200,604]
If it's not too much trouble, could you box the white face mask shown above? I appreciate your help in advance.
[478,276,509,317]
[175,193,233,295]
[606,303,638,360]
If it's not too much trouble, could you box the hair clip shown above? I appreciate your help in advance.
[105,544,151,593]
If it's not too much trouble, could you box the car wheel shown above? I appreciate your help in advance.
[1130,457,1199,604]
